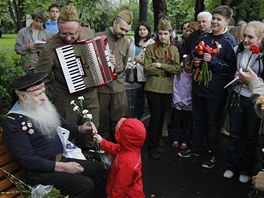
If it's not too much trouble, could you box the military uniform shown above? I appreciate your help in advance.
[5,37,108,198]
[144,18,181,159]
[35,27,99,127]
[3,103,108,197]
[96,29,130,141]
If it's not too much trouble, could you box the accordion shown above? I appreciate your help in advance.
[56,35,117,93]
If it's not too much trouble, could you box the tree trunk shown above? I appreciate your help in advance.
[194,0,205,21]
[8,0,26,33]
[152,0,167,32]
[139,0,148,23]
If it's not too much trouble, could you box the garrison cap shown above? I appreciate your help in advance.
[59,5,80,22]
[157,18,173,31]
[117,10,133,25]
[32,7,47,22]
[11,72,47,92]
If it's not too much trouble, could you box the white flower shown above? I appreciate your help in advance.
[83,114,93,120]
[73,106,79,112]
[70,100,75,105]
[78,96,84,101]
[82,109,89,114]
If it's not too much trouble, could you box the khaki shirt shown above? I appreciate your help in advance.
[144,43,181,94]
[96,29,130,93]
[35,27,95,100]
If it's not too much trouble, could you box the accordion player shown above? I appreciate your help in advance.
[56,35,117,93]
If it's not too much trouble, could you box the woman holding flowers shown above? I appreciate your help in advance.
[178,5,237,169]
[223,21,264,183]
[144,18,181,160]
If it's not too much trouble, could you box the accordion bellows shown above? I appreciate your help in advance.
[56,35,117,93]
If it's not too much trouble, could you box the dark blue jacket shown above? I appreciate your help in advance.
[192,30,237,99]
[3,113,79,172]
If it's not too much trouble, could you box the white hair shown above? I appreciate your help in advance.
[197,11,212,21]
[21,93,61,139]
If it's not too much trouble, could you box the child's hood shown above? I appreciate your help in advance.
[115,118,146,151]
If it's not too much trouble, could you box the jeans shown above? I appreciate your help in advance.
[190,94,225,153]
[227,91,260,175]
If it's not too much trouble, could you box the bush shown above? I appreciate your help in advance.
[0,52,25,125]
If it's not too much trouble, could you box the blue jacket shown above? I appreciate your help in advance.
[192,30,237,100]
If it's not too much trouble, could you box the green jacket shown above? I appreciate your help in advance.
[96,28,130,93]
[144,43,181,94]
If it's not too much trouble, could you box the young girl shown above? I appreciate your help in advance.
[178,5,237,169]
[93,118,146,198]
[224,21,264,183]
[168,55,193,149]
[144,18,181,160]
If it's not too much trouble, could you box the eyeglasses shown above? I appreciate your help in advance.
[59,31,79,37]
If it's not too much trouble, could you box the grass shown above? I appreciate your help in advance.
[0,34,19,60]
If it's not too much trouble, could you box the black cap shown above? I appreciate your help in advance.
[11,72,47,91]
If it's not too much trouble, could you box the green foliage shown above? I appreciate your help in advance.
[167,0,195,28]
[0,53,25,125]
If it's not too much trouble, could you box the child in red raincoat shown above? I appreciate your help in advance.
[93,118,146,198]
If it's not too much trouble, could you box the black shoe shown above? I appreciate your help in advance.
[149,150,161,160]
[178,149,200,158]
[202,153,216,169]
[157,145,165,153]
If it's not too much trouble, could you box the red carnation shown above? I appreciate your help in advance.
[250,45,260,54]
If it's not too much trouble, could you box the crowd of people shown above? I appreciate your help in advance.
[2,3,264,197]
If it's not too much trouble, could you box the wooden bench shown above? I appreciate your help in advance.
[0,133,22,198]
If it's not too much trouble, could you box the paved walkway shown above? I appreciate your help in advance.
[141,135,252,198]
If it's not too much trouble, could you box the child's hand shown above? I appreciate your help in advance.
[93,134,103,144]
[178,101,185,107]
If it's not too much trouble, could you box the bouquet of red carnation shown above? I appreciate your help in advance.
[193,40,221,87]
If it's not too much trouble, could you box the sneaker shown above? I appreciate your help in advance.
[239,174,250,183]
[148,150,161,160]
[178,148,200,158]
[172,141,179,148]
[180,143,187,150]
[223,170,234,179]
[202,154,216,169]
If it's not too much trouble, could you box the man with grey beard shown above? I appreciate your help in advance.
[3,72,108,198]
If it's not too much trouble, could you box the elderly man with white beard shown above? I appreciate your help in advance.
[2,72,108,198]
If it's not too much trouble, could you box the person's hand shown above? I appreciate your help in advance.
[134,56,140,63]
[178,101,185,107]
[152,62,161,68]
[79,121,97,134]
[109,54,115,65]
[26,43,37,51]
[203,53,212,62]
[238,67,258,85]
[93,133,103,144]
[55,161,84,173]
[252,171,264,192]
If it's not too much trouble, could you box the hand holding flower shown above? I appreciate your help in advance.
[79,121,97,134]
[93,133,103,144]
[203,53,212,62]
[238,67,258,85]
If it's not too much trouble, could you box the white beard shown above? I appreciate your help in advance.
[22,96,61,139]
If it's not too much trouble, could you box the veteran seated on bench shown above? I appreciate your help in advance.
[2,72,108,198]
